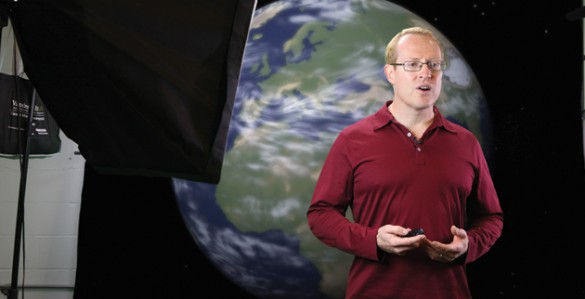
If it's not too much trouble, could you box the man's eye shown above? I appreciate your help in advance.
[405,61,420,68]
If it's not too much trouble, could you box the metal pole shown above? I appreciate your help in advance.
[7,88,36,299]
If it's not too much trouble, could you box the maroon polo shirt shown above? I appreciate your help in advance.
[308,101,503,299]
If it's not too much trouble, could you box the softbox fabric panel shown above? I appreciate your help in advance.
[8,0,256,183]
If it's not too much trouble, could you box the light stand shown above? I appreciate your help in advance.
[6,91,35,299]
[1,3,36,297]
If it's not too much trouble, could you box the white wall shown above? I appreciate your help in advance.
[0,131,84,299]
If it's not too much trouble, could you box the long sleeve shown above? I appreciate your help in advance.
[464,139,504,263]
[307,133,380,261]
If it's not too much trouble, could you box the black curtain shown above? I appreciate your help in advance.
[74,164,257,298]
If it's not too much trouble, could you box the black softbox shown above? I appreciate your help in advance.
[5,0,256,183]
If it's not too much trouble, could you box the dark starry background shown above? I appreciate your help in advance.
[73,1,585,298]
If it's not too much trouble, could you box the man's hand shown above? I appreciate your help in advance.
[377,224,426,256]
[421,225,468,262]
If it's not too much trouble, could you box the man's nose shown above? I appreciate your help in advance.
[420,64,432,77]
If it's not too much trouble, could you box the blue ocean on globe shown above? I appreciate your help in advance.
[173,1,493,298]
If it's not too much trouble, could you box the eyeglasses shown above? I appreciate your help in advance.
[389,60,446,72]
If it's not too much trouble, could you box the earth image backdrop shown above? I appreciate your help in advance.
[173,0,493,298]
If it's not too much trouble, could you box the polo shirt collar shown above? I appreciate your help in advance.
[371,100,458,134]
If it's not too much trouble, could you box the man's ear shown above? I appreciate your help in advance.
[383,64,395,84]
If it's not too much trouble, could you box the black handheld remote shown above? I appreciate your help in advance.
[403,228,424,237]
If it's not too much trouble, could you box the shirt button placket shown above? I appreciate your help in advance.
[406,132,425,165]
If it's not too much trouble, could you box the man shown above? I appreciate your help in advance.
[307,26,503,299]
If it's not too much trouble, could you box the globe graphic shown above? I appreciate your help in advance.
[173,1,493,298]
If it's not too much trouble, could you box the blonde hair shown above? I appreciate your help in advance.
[384,26,444,64]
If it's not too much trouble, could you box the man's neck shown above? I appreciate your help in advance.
[388,101,434,139]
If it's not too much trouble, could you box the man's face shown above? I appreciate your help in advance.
[385,34,443,110]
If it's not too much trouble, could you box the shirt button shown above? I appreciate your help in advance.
[417,147,421,152]
[407,132,412,137]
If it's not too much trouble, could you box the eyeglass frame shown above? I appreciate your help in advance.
[389,60,446,72]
